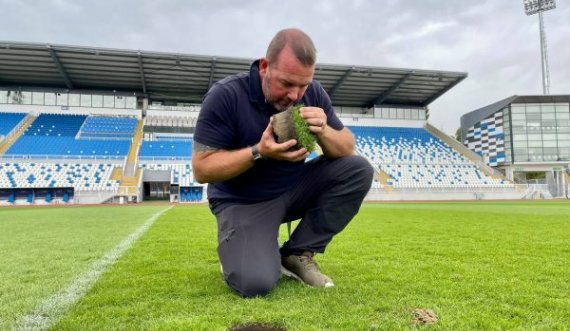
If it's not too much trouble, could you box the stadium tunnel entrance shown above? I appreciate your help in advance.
[141,168,203,202]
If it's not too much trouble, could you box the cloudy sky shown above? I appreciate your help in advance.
[1,0,568,134]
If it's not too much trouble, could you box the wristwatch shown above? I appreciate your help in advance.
[251,144,264,161]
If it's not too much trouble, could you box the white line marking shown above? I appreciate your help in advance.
[14,206,174,331]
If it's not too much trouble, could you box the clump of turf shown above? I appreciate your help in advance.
[271,104,317,152]
[290,104,316,152]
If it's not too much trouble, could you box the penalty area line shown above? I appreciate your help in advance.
[14,205,174,331]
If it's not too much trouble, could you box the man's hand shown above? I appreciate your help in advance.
[257,119,309,162]
[300,106,327,136]
[299,106,356,158]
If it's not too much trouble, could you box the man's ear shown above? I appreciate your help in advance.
[259,58,269,76]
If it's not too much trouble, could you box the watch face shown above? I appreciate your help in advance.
[252,145,263,161]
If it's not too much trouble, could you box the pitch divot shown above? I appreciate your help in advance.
[411,308,439,325]
[229,322,286,331]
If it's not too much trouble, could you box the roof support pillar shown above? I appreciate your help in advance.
[208,57,217,89]
[366,71,413,107]
[137,51,147,94]
[47,45,73,90]
[328,67,353,98]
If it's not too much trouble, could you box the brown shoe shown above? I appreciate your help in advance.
[281,251,334,288]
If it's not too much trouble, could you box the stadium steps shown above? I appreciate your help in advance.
[353,145,391,190]
[423,123,511,182]
[118,167,142,196]
[0,113,37,156]
[123,119,144,177]
[110,167,123,181]
[375,167,392,191]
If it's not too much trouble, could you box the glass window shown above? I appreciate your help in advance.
[0,90,7,104]
[512,119,527,126]
[527,123,541,132]
[373,108,381,118]
[529,153,543,161]
[418,109,426,120]
[512,125,527,133]
[412,109,420,120]
[557,133,570,140]
[19,91,31,105]
[514,155,529,162]
[543,147,557,154]
[114,95,126,108]
[526,105,540,113]
[543,140,557,147]
[541,112,555,119]
[404,108,411,120]
[81,94,92,107]
[558,147,570,159]
[558,140,570,148]
[103,95,114,108]
[69,94,80,107]
[528,134,542,141]
[555,104,569,113]
[512,113,526,120]
[92,95,103,107]
[541,104,555,113]
[514,140,527,147]
[513,134,527,141]
[32,92,44,105]
[56,93,68,106]
[396,109,404,120]
[511,104,525,114]
[542,133,556,140]
[45,93,56,106]
[126,96,137,109]
[556,112,569,120]
[527,113,540,120]
[528,140,542,147]
[389,108,397,119]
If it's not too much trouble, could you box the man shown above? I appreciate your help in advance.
[192,28,373,297]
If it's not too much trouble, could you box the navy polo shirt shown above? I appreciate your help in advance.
[194,60,344,212]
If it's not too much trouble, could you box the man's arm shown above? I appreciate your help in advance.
[192,120,309,183]
[191,142,255,184]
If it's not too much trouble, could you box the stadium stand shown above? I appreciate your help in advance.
[0,112,26,141]
[3,42,543,202]
[77,116,138,139]
[350,126,513,189]
[144,114,196,128]
[139,140,192,160]
[0,162,119,191]
[0,162,119,205]
[5,114,132,159]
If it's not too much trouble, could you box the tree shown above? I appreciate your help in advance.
[454,127,462,142]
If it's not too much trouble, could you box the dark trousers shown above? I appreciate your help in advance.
[214,155,373,297]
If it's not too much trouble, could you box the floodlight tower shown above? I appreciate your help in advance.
[524,0,556,95]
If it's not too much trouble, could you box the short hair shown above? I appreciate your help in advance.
[266,28,317,67]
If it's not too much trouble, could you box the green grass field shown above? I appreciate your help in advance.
[1,202,569,330]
